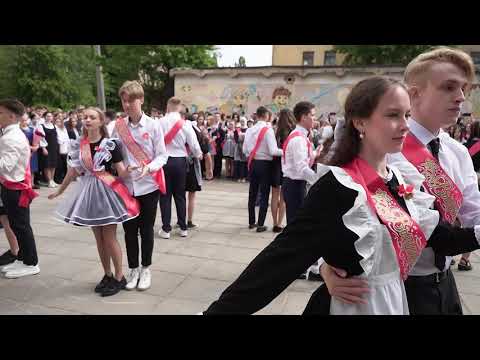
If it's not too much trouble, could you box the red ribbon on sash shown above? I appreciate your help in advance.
[468,139,480,157]
[282,130,314,167]
[80,138,139,217]
[247,127,269,172]
[164,118,185,146]
[401,133,463,224]
[342,157,428,280]
[114,118,166,195]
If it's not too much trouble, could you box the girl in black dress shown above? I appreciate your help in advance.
[270,109,295,233]
[40,112,59,188]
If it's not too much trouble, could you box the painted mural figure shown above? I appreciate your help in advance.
[267,87,292,114]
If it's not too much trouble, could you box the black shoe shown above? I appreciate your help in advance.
[256,226,267,233]
[450,259,456,266]
[298,272,307,280]
[249,224,257,229]
[272,226,283,233]
[94,274,113,293]
[458,258,473,271]
[0,250,17,266]
[32,185,40,190]
[100,276,127,297]
[0,223,3,230]
[187,221,197,229]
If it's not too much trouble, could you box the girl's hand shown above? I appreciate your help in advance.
[42,148,48,156]
[48,191,61,200]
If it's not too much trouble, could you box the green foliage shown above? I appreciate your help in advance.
[101,45,218,110]
[7,45,96,109]
[333,45,456,66]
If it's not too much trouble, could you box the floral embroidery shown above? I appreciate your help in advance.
[143,132,149,140]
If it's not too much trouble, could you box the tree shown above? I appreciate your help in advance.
[333,45,455,66]
[235,56,246,67]
[0,45,96,109]
[100,45,218,110]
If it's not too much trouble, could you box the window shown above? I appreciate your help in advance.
[471,52,480,65]
[324,50,337,65]
[302,51,314,66]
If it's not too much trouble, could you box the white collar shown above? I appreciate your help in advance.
[2,123,19,134]
[295,124,309,137]
[408,118,440,146]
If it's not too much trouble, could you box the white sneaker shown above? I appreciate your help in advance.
[179,230,188,237]
[137,267,151,291]
[125,267,140,290]
[4,263,40,278]
[158,229,170,239]
[1,260,23,273]
[48,181,58,188]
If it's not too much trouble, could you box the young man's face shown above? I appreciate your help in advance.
[121,94,144,118]
[411,62,468,130]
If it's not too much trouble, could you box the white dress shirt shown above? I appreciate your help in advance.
[111,113,168,197]
[159,112,202,158]
[106,121,116,138]
[56,126,70,155]
[282,125,317,184]
[243,121,283,160]
[0,123,30,183]
[388,118,480,275]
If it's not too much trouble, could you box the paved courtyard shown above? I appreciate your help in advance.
[1,179,480,315]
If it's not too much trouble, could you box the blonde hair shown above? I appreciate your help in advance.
[118,80,144,100]
[82,107,109,139]
[166,97,182,112]
[404,46,476,87]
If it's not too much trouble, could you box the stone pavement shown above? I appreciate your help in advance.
[0,179,480,315]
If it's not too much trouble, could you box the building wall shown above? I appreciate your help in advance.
[272,45,346,66]
[173,66,480,118]
[173,67,403,116]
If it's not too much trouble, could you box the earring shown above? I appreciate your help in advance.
[359,131,364,139]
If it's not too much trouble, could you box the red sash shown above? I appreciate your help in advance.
[80,138,139,217]
[164,118,185,146]
[402,133,463,224]
[342,157,427,280]
[468,139,480,157]
[114,118,166,195]
[247,127,269,172]
[0,162,38,208]
[282,130,314,167]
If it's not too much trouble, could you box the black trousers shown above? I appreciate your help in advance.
[404,269,463,315]
[122,190,159,269]
[248,160,272,227]
[0,185,38,265]
[282,177,307,225]
[159,157,187,232]
[214,150,223,177]
[54,153,68,184]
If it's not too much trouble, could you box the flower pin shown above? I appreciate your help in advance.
[94,145,100,152]
[143,132,149,140]
[397,184,414,200]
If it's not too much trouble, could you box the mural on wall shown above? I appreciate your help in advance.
[176,81,356,116]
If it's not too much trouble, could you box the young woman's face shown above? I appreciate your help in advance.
[55,118,63,128]
[20,113,29,127]
[45,113,54,122]
[83,109,103,133]
[356,85,411,156]
[71,118,78,128]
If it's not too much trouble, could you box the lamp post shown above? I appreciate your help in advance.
[94,45,106,111]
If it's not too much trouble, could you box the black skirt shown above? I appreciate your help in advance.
[42,125,59,168]
[271,156,283,188]
[185,161,201,192]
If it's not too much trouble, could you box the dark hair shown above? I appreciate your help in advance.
[256,106,269,118]
[104,110,116,121]
[328,76,407,167]
[469,120,480,140]
[276,109,296,146]
[0,98,25,117]
[293,101,315,123]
